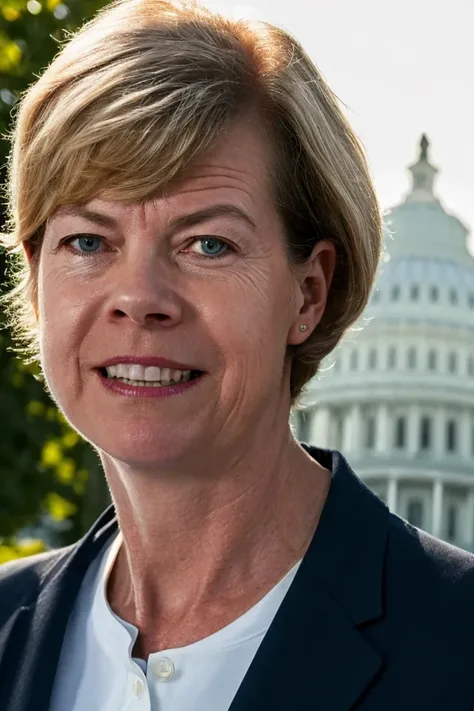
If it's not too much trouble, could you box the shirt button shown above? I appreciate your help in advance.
[131,677,144,698]
[152,657,175,681]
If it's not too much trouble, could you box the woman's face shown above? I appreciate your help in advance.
[38,118,332,471]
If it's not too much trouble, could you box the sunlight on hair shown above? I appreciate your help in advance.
[200,1,257,20]
[0,0,383,407]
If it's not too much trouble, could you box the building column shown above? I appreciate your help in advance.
[309,406,331,447]
[342,404,362,455]
[387,476,399,514]
[432,480,444,539]
[407,405,421,455]
[376,404,391,453]
[460,409,471,459]
[465,488,474,551]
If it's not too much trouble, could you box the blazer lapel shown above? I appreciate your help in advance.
[229,571,382,711]
[0,447,388,711]
[0,507,118,711]
[230,447,389,711]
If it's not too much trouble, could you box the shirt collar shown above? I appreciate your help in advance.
[90,529,140,671]
[90,529,302,664]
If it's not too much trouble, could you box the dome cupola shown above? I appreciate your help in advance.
[405,134,438,204]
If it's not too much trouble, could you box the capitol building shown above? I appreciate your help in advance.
[291,136,474,552]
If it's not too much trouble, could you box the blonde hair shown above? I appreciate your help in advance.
[1,0,382,407]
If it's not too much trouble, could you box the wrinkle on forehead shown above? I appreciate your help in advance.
[166,117,275,197]
[92,168,272,232]
[64,118,278,232]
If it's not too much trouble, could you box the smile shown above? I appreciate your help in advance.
[96,364,205,398]
[101,364,201,387]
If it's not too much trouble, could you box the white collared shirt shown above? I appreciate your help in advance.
[49,530,301,711]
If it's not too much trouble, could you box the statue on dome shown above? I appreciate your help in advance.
[420,133,429,161]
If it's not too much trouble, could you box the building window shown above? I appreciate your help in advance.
[428,349,437,371]
[430,286,439,302]
[407,347,417,370]
[410,285,419,301]
[468,356,474,376]
[447,505,458,541]
[407,499,424,528]
[395,417,406,448]
[469,293,474,309]
[420,416,432,450]
[366,417,376,449]
[391,285,400,301]
[388,346,397,369]
[350,349,358,371]
[446,419,457,452]
[449,288,458,305]
[448,352,457,374]
[368,348,377,370]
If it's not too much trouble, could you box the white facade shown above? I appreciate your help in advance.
[291,136,474,552]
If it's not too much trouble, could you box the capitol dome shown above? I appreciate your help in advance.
[292,136,474,551]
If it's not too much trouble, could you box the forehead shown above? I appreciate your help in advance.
[167,116,274,203]
[52,117,278,228]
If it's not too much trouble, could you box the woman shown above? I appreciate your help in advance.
[1,1,474,709]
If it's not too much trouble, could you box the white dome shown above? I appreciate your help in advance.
[365,135,474,330]
[368,254,474,331]
[384,200,470,263]
[293,136,474,553]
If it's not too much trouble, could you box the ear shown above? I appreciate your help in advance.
[287,239,336,345]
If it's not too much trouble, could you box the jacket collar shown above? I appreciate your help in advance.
[229,446,389,711]
[302,446,388,625]
[0,506,118,711]
[1,446,389,711]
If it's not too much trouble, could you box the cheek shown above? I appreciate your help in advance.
[210,268,294,378]
[37,268,87,386]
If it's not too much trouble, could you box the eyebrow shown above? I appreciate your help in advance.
[54,203,257,232]
[54,205,117,229]
[168,204,256,232]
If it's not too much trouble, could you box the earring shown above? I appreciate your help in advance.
[299,324,308,332]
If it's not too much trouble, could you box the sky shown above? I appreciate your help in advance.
[205,0,474,249]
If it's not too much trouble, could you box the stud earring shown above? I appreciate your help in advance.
[299,324,308,332]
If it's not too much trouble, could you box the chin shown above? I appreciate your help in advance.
[87,425,200,470]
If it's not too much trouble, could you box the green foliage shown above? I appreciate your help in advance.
[0,536,47,564]
[0,0,112,554]
[0,0,110,158]
[0,328,111,548]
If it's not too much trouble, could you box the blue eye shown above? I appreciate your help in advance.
[73,235,103,253]
[194,237,231,259]
[60,234,105,256]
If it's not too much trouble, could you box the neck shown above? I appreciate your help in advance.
[102,428,330,653]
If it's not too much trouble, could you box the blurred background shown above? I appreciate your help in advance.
[0,0,473,558]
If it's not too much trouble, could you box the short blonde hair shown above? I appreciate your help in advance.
[1,0,382,407]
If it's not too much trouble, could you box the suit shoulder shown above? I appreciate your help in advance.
[0,546,74,610]
[387,512,474,593]
[0,545,74,579]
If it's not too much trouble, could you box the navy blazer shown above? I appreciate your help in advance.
[2,445,474,710]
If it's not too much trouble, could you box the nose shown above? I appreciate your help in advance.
[106,260,183,329]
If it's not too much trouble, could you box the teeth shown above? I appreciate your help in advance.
[129,364,145,381]
[104,364,193,385]
[116,364,128,379]
[160,367,171,382]
[144,366,161,381]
